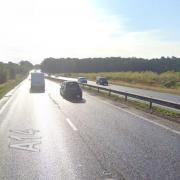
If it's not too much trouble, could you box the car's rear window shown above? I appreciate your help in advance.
[66,82,80,90]
[79,78,86,80]
[100,78,107,82]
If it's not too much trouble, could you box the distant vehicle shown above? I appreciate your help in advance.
[96,76,108,86]
[30,72,45,91]
[77,77,87,84]
[60,81,82,100]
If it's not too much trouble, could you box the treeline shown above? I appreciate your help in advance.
[41,57,180,74]
[0,61,33,84]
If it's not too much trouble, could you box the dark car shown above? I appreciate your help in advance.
[60,81,82,100]
[96,77,108,86]
[77,77,87,84]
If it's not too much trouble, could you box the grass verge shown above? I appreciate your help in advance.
[60,71,180,95]
[0,75,26,99]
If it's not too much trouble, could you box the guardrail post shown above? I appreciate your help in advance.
[125,95,127,101]
[149,101,152,109]
[108,89,111,96]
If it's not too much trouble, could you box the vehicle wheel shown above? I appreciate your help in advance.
[63,93,68,99]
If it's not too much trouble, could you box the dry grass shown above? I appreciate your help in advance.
[62,71,180,95]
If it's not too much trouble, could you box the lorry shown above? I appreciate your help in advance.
[30,72,45,91]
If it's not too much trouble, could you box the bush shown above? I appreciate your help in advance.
[66,71,180,89]
[164,80,176,88]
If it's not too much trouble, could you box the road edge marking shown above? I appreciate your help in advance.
[0,81,24,115]
[90,96,180,136]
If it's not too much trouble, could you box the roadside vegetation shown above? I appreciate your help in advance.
[41,57,180,73]
[63,71,180,95]
[41,56,180,94]
[0,75,26,99]
[0,61,33,99]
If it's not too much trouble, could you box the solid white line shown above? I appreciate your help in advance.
[66,118,78,131]
[0,82,23,115]
[92,97,180,136]
[0,93,15,115]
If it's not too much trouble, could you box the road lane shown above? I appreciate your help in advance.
[0,79,110,180]
[46,79,180,180]
[0,78,180,180]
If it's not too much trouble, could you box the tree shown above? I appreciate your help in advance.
[19,60,33,74]
[0,62,7,83]
[41,57,180,74]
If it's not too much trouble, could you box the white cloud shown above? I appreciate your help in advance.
[0,0,180,64]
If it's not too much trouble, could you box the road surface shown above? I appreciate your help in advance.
[0,78,180,180]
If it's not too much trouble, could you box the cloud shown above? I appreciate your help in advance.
[0,0,180,64]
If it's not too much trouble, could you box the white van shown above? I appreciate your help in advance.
[30,72,45,91]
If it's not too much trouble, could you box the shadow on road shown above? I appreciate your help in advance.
[29,88,45,93]
[65,98,86,104]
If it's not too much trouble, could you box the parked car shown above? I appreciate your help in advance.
[96,77,108,86]
[60,81,82,100]
[77,77,87,84]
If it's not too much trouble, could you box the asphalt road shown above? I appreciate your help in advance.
[0,78,180,180]
[54,76,180,104]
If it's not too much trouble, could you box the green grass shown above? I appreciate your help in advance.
[0,75,26,99]
[60,71,180,95]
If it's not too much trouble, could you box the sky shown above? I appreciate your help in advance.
[0,0,180,64]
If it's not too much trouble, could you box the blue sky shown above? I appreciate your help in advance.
[0,0,180,63]
[92,0,180,40]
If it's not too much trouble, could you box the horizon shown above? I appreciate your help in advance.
[1,55,180,65]
[1,0,180,64]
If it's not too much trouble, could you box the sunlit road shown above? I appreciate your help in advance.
[0,78,180,180]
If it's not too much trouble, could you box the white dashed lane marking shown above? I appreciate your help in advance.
[66,118,78,131]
